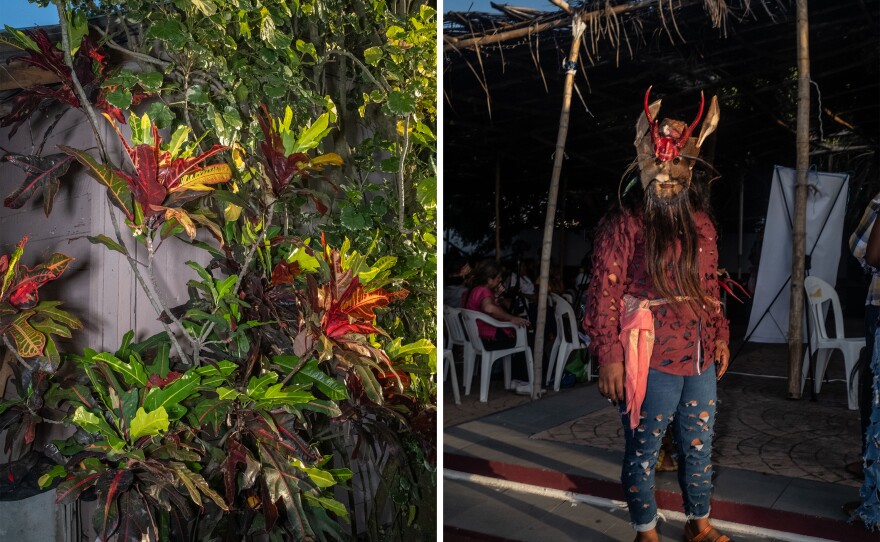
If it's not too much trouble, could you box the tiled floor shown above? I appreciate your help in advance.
[445,340,863,487]
[442,339,874,541]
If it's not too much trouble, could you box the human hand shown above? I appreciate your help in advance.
[597,363,625,404]
[510,316,530,328]
[715,340,730,380]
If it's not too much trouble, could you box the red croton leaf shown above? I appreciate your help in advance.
[6,253,73,309]
[9,282,39,309]
[129,142,166,216]
[99,120,229,222]
[340,286,408,321]
[146,371,182,389]
[270,261,302,285]
[1,30,127,137]
[222,438,250,505]
[3,153,75,216]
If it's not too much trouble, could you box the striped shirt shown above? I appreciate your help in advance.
[850,195,880,306]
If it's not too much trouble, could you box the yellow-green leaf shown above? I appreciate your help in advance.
[129,406,169,440]
[157,207,197,239]
[358,256,397,284]
[286,247,320,273]
[290,113,331,154]
[0,237,25,300]
[172,164,232,193]
[304,467,336,488]
[310,153,344,168]
[72,406,125,449]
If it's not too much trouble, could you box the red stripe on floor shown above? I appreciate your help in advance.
[445,452,876,542]
[444,525,519,542]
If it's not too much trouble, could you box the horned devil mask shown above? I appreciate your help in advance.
[634,87,720,193]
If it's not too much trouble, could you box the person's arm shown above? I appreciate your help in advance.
[865,216,880,268]
[480,295,529,327]
[584,213,634,403]
[701,217,730,379]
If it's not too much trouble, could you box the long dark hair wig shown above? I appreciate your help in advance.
[610,176,716,314]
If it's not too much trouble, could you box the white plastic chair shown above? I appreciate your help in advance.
[443,348,461,404]
[801,275,865,410]
[546,293,592,391]
[443,306,476,396]
[458,308,535,402]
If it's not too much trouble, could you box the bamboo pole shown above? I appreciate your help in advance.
[532,11,585,399]
[495,156,502,261]
[787,0,810,398]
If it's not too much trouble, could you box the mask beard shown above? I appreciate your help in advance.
[643,185,710,313]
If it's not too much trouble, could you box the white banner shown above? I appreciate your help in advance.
[745,166,850,343]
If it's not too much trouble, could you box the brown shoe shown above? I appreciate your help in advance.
[657,447,678,472]
[683,523,732,542]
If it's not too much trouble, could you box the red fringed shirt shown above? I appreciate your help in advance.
[583,209,729,376]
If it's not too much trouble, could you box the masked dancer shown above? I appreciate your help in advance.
[584,88,731,542]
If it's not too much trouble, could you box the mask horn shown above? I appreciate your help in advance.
[696,95,720,148]
[676,91,705,151]
[636,87,662,145]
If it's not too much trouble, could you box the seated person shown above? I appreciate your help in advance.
[503,258,536,320]
[443,254,471,308]
[462,259,530,350]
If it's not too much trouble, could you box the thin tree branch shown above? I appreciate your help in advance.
[90,23,171,69]
[193,203,276,365]
[325,49,391,93]
[3,336,33,371]
[397,114,411,232]
[104,198,193,365]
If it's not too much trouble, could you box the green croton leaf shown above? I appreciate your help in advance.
[72,406,124,449]
[93,352,147,387]
[143,372,200,413]
[129,406,169,440]
[291,359,347,401]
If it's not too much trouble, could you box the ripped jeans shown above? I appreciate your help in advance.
[619,365,717,531]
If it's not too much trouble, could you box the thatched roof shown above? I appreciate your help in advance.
[443,0,879,241]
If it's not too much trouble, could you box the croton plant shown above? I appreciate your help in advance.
[0,11,434,542]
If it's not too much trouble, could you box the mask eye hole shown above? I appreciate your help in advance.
[672,157,681,165]
[654,158,662,165]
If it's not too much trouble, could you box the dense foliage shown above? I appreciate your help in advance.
[0,1,436,540]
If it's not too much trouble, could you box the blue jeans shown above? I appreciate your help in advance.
[620,365,717,531]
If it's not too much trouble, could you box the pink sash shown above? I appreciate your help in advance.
[618,295,656,430]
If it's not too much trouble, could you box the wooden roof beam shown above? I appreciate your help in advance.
[0,60,61,90]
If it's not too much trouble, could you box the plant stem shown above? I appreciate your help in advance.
[397,114,411,232]
[325,49,391,92]
[89,23,171,69]
[194,203,276,364]
[55,1,110,165]
[104,199,192,365]
[57,1,193,365]
[3,336,33,371]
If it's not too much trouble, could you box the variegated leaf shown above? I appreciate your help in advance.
[7,313,45,358]
[59,145,135,220]
[171,163,232,193]
[170,462,228,511]
[155,206,196,239]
